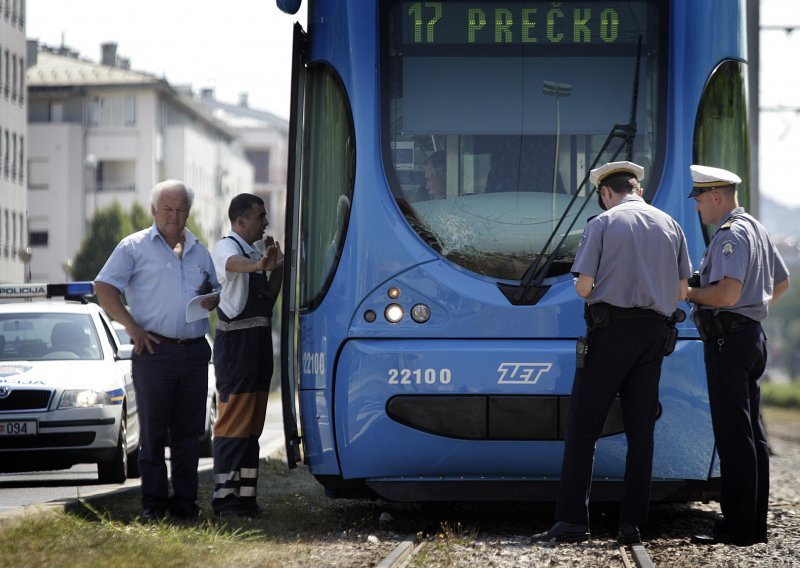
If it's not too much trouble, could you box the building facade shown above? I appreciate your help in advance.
[25,41,253,282]
[195,89,289,242]
[0,0,27,282]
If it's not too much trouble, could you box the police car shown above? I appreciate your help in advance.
[0,282,140,483]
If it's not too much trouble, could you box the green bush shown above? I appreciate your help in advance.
[762,381,800,409]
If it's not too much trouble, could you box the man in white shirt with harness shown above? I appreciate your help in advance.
[211,193,283,517]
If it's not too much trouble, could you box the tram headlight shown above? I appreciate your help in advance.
[410,303,431,323]
[388,287,401,299]
[364,309,377,323]
[384,303,404,323]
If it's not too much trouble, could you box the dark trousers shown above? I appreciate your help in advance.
[211,326,273,512]
[132,340,210,513]
[556,318,668,527]
[704,321,769,543]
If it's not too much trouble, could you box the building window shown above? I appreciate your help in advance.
[89,94,137,127]
[3,130,8,177]
[4,50,8,98]
[246,149,270,184]
[11,132,16,179]
[19,135,23,183]
[11,53,16,101]
[18,56,23,104]
[28,157,47,189]
[125,95,135,126]
[29,230,47,247]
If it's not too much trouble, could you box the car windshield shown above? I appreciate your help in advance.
[0,313,102,361]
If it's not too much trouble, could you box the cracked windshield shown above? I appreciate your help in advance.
[383,1,664,280]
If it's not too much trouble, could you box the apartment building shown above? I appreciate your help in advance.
[0,0,27,282]
[25,41,252,282]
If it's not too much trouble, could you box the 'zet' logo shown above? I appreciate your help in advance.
[497,362,552,384]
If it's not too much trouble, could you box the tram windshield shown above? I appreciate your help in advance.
[382,1,666,280]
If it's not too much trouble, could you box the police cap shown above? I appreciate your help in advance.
[688,165,741,198]
[589,161,645,188]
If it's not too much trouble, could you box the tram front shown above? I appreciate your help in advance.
[281,0,717,502]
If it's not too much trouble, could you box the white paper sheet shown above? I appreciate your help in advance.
[185,292,219,323]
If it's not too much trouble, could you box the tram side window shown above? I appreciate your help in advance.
[301,63,355,309]
[693,60,751,243]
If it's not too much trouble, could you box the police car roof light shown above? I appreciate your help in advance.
[0,282,95,301]
[48,282,96,299]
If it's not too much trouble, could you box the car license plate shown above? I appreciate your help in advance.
[0,420,38,436]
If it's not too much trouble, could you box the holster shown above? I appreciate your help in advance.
[584,303,611,329]
[663,309,686,356]
[691,309,724,342]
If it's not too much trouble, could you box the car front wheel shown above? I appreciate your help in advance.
[98,415,128,484]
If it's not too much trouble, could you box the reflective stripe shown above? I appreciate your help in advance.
[241,468,258,479]
[217,316,271,332]
[213,487,237,499]
[240,486,256,497]
[214,472,240,484]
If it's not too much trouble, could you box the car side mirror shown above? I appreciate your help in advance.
[116,344,134,360]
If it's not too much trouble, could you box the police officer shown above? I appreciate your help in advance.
[541,161,692,545]
[686,165,789,546]
[211,193,283,517]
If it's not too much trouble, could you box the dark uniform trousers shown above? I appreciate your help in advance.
[132,340,210,514]
[703,320,769,543]
[556,316,668,527]
[212,326,273,512]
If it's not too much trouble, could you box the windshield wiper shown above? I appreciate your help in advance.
[498,37,643,306]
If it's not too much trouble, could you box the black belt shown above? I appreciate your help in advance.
[605,305,666,320]
[150,333,206,346]
[715,311,757,333]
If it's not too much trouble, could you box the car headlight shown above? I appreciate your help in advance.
[59,389,112,408]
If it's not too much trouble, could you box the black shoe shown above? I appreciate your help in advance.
[170,505,200,520]
[237,502,263,518]
[690,533,754,547]
[140,508,167,522]
[618,523,641,544]
[536,521,590,545]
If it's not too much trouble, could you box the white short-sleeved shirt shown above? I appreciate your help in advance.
[212,231,263,319]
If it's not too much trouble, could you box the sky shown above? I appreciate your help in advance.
[26,0,800,207]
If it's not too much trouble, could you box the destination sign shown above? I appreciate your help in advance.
[401,2,652,46]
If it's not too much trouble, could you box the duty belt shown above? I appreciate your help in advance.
[692,310,755,341]
[217,316,272,332]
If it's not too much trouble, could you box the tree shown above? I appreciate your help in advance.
[71,202,134,282]
[130,202,151,231]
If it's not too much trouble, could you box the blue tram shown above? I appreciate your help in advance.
[277,0,754,501]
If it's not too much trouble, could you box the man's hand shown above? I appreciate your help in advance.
[262,236,284,271]
[200,294,220,311]
[126,322,161,355]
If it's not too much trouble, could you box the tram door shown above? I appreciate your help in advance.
[281,22,307,468]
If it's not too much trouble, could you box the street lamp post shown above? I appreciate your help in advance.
[18,247,32,283]
[543,81,572,240]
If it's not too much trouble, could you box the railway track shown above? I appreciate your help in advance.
[376,529,657,567]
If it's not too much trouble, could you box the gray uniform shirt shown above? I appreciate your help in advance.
[698,207,789,322]
[572,195,692,317]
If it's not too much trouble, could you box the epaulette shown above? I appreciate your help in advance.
[718,216,739,231]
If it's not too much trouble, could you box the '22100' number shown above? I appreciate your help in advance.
[388,368,452,385]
